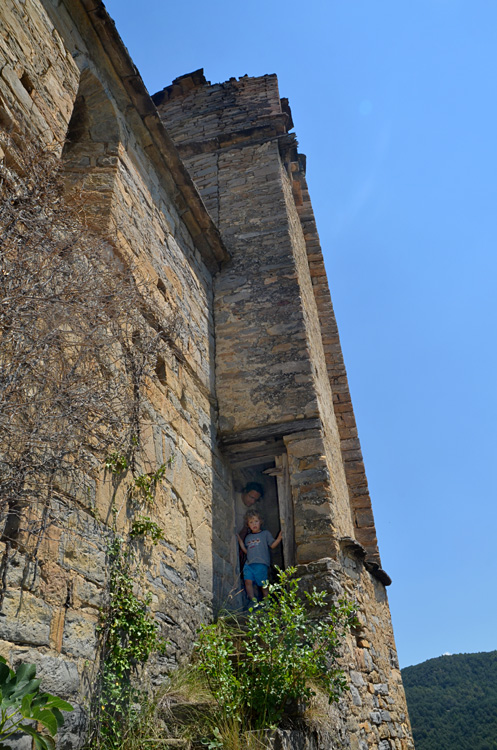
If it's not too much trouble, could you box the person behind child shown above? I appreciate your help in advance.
[235,481,264,540]
[235,482,264,597]
[237,509,282,600]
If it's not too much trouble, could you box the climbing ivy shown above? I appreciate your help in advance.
[86,538,167,750]
[105,452,129,475]
[130,516,164,545]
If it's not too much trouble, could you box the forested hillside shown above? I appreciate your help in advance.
[402,650,497,750]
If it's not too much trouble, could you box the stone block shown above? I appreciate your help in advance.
[59,533,106,585]
[39,561,70,606]
[296,539,338,564]
[56,704,87,750]
[61,610,97,659]
[5,555,25,587]
[350,685,362,707]
[374,683,390,695]
[0,591,51,646]
[11,649,79,695]
[350,670,366,687]
[73,576,104,610]
[1,64,34,112]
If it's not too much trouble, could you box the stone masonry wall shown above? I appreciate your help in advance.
[289,160,381,567]
[0,3,415,747]
[298,558,414,750]
[0,2,236,745]
[157,71,414,750]
[156,72,358,560]
[155,70,383,569]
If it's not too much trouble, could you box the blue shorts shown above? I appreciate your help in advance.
[243,563,269,587]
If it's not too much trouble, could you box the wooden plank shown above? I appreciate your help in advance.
[224,439,285,466]
[219,418,321,446]
[275,453,295,567]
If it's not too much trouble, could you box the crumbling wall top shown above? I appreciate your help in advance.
[153,71,293,148]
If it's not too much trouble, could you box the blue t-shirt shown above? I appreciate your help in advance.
[245,529,274,567]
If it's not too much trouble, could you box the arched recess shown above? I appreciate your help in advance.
[62,69,120,231]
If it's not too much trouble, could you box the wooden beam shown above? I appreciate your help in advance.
[220,418,321,447]
[275,453,295,567]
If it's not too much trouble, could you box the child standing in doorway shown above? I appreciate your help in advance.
[237,509,282,600]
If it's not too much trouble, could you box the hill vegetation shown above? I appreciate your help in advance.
[401,650,497,750]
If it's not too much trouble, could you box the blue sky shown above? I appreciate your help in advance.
[103,0,497,668]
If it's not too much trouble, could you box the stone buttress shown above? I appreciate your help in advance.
[155,71,415,750]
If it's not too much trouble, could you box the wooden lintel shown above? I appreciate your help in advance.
[219,418,321,447]
[224,439,285,466]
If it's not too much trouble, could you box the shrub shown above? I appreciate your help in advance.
[85,537,167,750]
[195,567,357,730]
[0,656,73,750]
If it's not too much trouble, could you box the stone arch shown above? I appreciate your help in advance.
[62,68,121,230]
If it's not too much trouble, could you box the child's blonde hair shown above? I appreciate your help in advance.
[244,508,263,525]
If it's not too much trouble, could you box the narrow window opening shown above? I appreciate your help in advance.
[64,95,88,150]
[1,501,24,545]
[155,355,167,386]
[157,278,167,300]
[61,71,120,228]
[20,73,34,96]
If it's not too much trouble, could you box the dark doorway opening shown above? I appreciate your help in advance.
[231,451,294,578]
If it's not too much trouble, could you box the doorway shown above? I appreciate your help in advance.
[232,452,294,572]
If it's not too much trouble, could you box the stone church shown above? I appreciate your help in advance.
[0,1,414,748]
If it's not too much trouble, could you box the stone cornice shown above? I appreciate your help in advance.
[69,0,230,273]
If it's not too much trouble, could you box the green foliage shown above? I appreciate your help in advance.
[402,650,497,750]
[130,516,164,544]
[133,464,167,505]
[200,726,224,748]
[195,567,357,730]
[89,537,167,750]
[0,656,72,750]
[105,452,129,475]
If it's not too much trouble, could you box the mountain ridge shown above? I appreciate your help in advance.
[401,650,497,750]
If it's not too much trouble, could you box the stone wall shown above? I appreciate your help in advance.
[157,71,414,750]
[0,2,235,745]
[0,3,414,748]
[155,72,381,566]
[290,555,414,750]
[155,70,381,568]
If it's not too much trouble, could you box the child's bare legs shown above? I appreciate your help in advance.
[245,579,255,600]
[262,587,269,598]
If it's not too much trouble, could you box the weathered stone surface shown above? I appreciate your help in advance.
[0,3,413,749]
[59,533,106,585]
[0,591,52,646]
[61,610,97,659]
[55,704,87,750]
[11,649,79,695]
